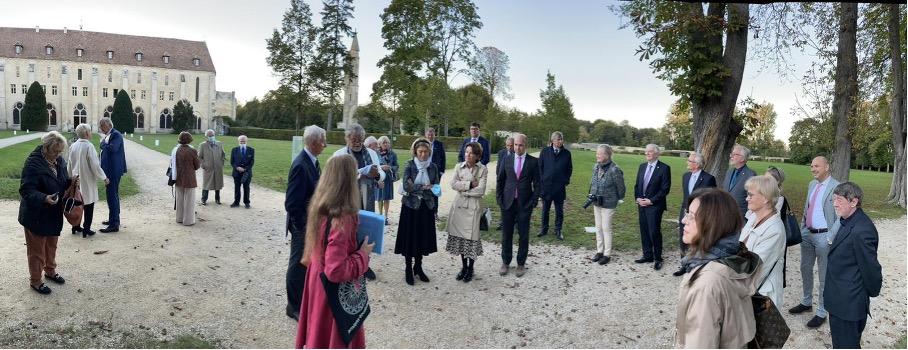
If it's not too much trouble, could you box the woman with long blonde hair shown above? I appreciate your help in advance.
[296,155,374,349]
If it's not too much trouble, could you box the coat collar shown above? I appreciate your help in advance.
[830,208,863,251]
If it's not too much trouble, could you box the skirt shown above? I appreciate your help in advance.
[394,201,437,257]
[445,235,483,259]
[375,178,394,201]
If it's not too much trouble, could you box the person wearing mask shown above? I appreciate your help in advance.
[739,175,786,307]
[673,151,717,276]
[495,136,515,231]
[458,122,490,165]
[538,131,573,241]
[230,135,255,209]
[395,139,441,285]
[587,144,625,265]
[198,129,226,205]
[724,144,756,220]
[284,125,325,321]
[675,188,760,348]
[19,131,72,294]
[446,142,488,282]
[825,182,882,349]
[295,155,374,349]
[171,132,201,226]
[98,117,126,233]
[67,123,109,238]
[789,156,841,329]
[376,136,399,223]
[634,144,671,270]
[496,133,539,278]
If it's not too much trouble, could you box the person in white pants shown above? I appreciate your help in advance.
[588,144,626,265]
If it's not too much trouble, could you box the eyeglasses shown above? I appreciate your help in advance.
[683,210,696,221]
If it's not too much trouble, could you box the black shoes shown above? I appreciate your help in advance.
[537,229,548,237]
[788,304,812,314]
[245,203,251,209]
[654,261,663,270]
[82,229,96,238]
[286,305,300,321]
[200,201,207,206]
[405,267,414,285]
[555,230,564,241]
[31,283,51,295]
[634,257,654,264]
[591,253,604,263]
[364,268,376,281]
[99,226,119,233]
[72,227,81,235]
[672,267,686,277]
[215,200,222,205]
[462,267,474,282]
[806,316,827,329]
[45,273,65,284]
[414,266,430,282]
[230,203,240,208]
[456,267,466,281]
[598,256,611,265]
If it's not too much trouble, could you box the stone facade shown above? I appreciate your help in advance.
[0,27,235,133]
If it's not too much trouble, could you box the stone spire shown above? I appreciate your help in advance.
[340,33,359,130]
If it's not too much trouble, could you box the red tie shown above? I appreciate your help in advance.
[515,156,523,199]
[806,183,824,228]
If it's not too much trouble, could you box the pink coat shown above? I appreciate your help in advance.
[295,214,370,349]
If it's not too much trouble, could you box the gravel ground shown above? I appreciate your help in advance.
[0,139,904,348]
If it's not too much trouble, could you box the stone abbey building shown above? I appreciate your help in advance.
[0,26,236,133]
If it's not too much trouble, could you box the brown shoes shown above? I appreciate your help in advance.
[499,264,509,276]
[515,265,526,277]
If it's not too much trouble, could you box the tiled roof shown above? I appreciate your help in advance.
[0,27,215,73]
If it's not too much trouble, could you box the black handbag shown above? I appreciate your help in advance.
[165,167,176,186]
[780,198,802,247]
[748,261,791,348]
[319,217,370,345]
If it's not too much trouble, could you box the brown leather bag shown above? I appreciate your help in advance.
[63,176,84,226]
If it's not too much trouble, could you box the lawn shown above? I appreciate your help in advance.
[481,149,906,253]
[0,130,28,139]
[128,133,461,192]
[0,139,139,201]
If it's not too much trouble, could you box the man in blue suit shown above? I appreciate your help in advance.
[458,122,490,166]
[824,182,882,349]
[230,135,255,209]
[537,131,572,240]
[724,144,757,220]
[98,117,126,233]
[425,127,446,175]
[673,151,716,276]
[283,126,325,321]
[633,144,671,270]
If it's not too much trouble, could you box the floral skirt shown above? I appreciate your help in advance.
[445,235,483,259]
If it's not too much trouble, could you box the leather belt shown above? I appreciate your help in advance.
[808,227,828,234]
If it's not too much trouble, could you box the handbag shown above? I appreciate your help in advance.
[62,177,83,226]
[749,261,790,348]
[780,198,802,247]
[165,167,176,186]
[319,217,370,345]
[479,208,491,231]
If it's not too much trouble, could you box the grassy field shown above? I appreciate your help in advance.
[481,149,906,253]
[128,133,461,192]
[0,130,29,139]
[0,139,139,201]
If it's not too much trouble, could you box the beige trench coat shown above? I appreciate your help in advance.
[446,162,487,241]
[675,261,759,349]
[198,140,226,190]
[67,138,107,205]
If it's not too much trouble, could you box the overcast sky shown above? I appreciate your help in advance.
[6,0,827,142]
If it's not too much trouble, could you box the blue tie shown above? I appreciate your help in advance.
[728,169,738,190]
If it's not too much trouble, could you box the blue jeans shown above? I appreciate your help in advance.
[105,175,121,227]
[800,231,830,317]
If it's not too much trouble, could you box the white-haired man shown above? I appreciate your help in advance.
[230,135,255,208]
[198,129,226,205]
[672,151,716,276]
[633,144,671,270]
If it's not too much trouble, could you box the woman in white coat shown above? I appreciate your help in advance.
[67,123,108,238]
[740,175,786,306]
[445,142,487,283]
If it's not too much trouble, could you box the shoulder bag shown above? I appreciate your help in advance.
[319,217,370,345]
[748,260,790,348]
[780,198,802,247]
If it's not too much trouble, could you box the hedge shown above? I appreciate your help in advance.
[227,127,471,152]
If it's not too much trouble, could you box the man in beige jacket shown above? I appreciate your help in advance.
[198,129,226,205]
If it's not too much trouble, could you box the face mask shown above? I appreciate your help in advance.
[208,136,216,142]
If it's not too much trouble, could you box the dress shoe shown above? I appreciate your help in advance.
[230,203,240,208]
[806,316,827,329]
[515,265,527,277]
[555,230,564,241]
[590,253,604,263]
[364,268,377,280]
[45,273,66,284]
[672,267,686,277]
[72,227,82,235]
[462,267,474,282]
[200,201,207,206]
[82,229,97,238]
[537,229,548,237]
[215,200,222,205]
[456,267,466,281]
[404,267,414,286]
[286,308,300,321]
[598,256,611,265]
[31,283,51,295]
[413,266,430,283]
[245,203,251,209]
[634,257,654,264]
[788,304,812,314]
[499,264,509,276]
[654,261,663,270]
[99,226,119,233]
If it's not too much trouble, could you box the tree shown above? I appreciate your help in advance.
[829,3,859,182]
[21,81,48,132]
[619,2,750,183]
[111,89,134,134]
[886,4,906,207]
[537,71,578,141]
[425,0,482,83]
[171,100,195,133]
[465,46,512,109]
[266,0,319,134]
[788,117,834,165]
[735,99,782,156]
[311,0,355,132]
[661,101,693,150]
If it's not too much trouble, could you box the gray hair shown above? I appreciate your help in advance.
[645,143,661,155]
[425,127,436,134]
[378,135,391,146]
[99,117,113,128]
[766,166,785,187]
[689,151,704,166]
[75,123,92,139]
[597,144,613,157]
[364,136,378,147]
[237,135,248,142]
[205,129,215,137]
[303,125,326,145]
[734,144,751,160]
[41,131,67,154]
[550,131,563,141]
[505,136,514,144]
[513,133,527,143]
[833,182,864,207]
[345,123,365,138]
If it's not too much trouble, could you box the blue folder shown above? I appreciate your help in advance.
[357,210,385,255]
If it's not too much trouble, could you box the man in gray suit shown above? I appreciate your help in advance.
[789,156,841,329]
[723,144,756,219]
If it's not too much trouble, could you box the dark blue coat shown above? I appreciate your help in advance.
[100,129,127,178]
[430,140,446,173]
[634,160,671,211]
[458,136,490,165]
[285,149,320,234]
[496,148,512,177]
[680,170,717,218]
[231,146,255,178]
[824,208,883,321]
[18,146,71,236]
[538,146,573,201]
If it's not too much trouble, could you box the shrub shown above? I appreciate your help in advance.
[112,90,135,133]
[21,81,48,131]
[171,100,195,134]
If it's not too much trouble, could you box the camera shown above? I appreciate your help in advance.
[582,194,597,209]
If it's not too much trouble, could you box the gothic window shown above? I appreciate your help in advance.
[108,70,112,83]
[82,87,88,96]
[141,90,146,100]
[137,72,142,84]
[73,103,87,125]
[12,102,23,125]
[103,88,108,98]
[165,75,169,86]
[159,108,172,129]
[103,106,114,119]
[195,77,200,102]
[130,90,136,99]
[180,74,185,83]
[51,85,57,95]
[169,92,174,101]
[47,103,57,126]
[196,116,202,130]
[78,68,82,80]
[72,87,78,96]
[10,84,15,94]
[159,91,165,100]
[22,84,27,93]
[135,107,144,129]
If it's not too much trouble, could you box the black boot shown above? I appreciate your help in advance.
[413,256,430,282]
[463,258,475,282]
[456,255,467,281]
[404,257,414,286]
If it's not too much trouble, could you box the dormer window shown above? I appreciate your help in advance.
[14,44,23,54]
[45,46,53,55]
[107,51,114,59]
[163,55,170,64]
[76,48,83,57]
[192,58,200,66]
[135,52,143,61]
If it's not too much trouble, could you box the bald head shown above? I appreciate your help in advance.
[811,156,831,181]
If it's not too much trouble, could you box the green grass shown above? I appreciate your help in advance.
[892,335,907,349]
[482,149,906,252]
[0,139,139,201]
[0,130,23,139]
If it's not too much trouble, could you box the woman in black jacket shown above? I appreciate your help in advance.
[18,131,72,295]
[395,138,441,285]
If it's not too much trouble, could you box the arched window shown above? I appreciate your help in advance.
[47,103,57,126]
[45,45,53,55]
[195,77,200,102]
[12,102,23,125]
[103,105,113,119]
[134,107,144,129]
[196,116,202,130]
[73,103,86,125]
[15,44,23,55]
[159,108,172,129]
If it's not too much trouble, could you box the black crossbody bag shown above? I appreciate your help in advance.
[319,217,370,345]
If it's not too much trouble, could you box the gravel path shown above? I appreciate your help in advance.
[0,140,904,348]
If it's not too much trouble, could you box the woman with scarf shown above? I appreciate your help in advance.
[395,138,440,285]
[587,144,625,265]
[676,188,762,348]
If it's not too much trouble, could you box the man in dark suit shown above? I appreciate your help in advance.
[824,182,882,349]
[425,127,446,174]
[496,133,539,278]
[724,144,756,219]
[458,122,491,165]
[537,131,572,240]
[283,126,325,321]
[672,151,716,276]
[230,135,255,209]
[98,117,126,233]
[495,136,514,231]
[634,144,671,270]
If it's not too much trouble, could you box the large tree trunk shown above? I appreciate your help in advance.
[887,3,907,207]
[830,3,858,182]
[691,3,749,184]
[326,107,334,132]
